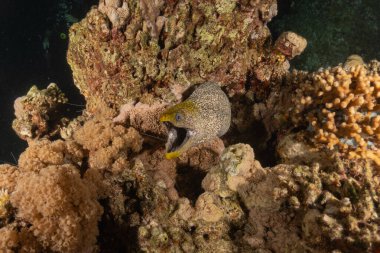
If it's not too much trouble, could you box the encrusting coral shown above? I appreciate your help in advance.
[203,144,380,253]
[286,62,380,164]
[67,0,282,111]
[12,83,68,140]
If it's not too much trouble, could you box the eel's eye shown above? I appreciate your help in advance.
[175,113,183,122]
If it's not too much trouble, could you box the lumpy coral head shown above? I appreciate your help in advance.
[67,0,280,110]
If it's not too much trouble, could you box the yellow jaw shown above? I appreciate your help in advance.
[159,113,174,123]
[165,151,181,159]
[160,101,197,159]
[159,101,197,123]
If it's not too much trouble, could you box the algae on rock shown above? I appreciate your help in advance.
[67,0,280,111]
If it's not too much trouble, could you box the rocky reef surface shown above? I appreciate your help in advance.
[1,0,379,252]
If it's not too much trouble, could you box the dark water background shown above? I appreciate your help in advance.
[270,0,380,70]
[0,0,96,164]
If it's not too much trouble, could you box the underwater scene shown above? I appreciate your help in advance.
[0,0,379,252]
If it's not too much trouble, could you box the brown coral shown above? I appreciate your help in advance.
[0,225,42,252]
[11,165,103,253]
[0,165,19,192]
[74,117,143,171]
[273,31,307,60]
[206,144,380,253]
[67,0,280,111]
[113,101,168,137]
[18,139,84,173]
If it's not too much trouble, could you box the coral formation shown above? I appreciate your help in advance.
[344,54,365,71]
[12,83,68,140]
[273,31,307,60]
[11,165,102,253]
[74,117,143,171]
[113,101,168,137]
[0,136,104,252]
[17,139,84,173]
[67,0,281,110]
[0,164,19,192]
[0,225,42,252]
[205,144,380,253]
[286,63,380,164]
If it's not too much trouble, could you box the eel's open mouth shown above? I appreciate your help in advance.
[164,122,194,153]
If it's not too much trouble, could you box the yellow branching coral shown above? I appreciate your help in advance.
[288,64,380,164]
[0,188,10,218]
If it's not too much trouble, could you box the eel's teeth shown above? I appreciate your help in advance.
[166,127,177,152]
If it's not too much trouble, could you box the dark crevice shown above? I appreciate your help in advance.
[98,198,139,253]
[98,178,142,253]
[175,165,206,205]
[79,154,89,177]
[268,0,293,39]
[226,120,278,167]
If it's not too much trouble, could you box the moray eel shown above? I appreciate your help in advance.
[160,82,231,159]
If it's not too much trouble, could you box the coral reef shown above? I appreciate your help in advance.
[1,0,379,252]
[204,144,380,253]
[2,74,379,253]
[12,83,68,140]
